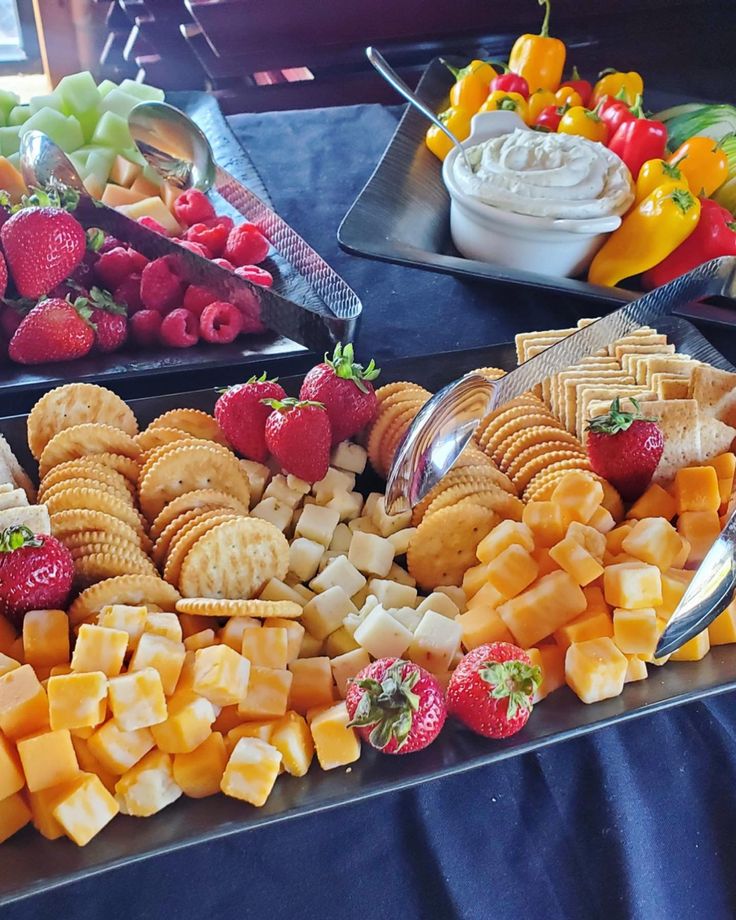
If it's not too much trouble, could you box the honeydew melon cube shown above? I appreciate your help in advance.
[85,148,115,189]
[6,153,19,169]
[7,105,30,126]
[83,173,105,200]
[120,144,146,167]
[69,151,90,177]
[91,110,133,151]
[76,108,102,144]
[97,80,117,99]
[0,90,19,124]
[0,126,19,157]
[101,88,141,120]
[119,78,165,102]
[20,109,83,153]
[29,92,65,115]
[56,71,101,116]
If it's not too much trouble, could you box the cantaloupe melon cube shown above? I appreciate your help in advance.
[476,521,535,564]
[498,571,587,648]
[603,563,662,610]
[115,749,182,816]
[621,517,682,570]
[28,785,67,840]
[117,196,182,236]
[551,471,603,524]
[583,585,610,614]
[670,628,710,661]
[656,568,694,622]
[17,728,79,792]
[485,544,539,599]
[71,624,128,677]
[52,772,119,845]
[531,547,559,577]
[150,690,217,754]
[553,609,613,651]
[675,466,720,513]
[588,506,616,534]
[0,653,20,677]
[82,171,104,200]
[288,657,334,714]
[549,537,604,587]
[184,629,217,651]
[131,172,163,200]
[323,626,360,659]
[192,645,250,707]
[526,644,565,702]
[612,607,659,656]
[0,664,49,739]
[226,721,275,752]
[330,647,371,697]
[522,501,566,547]
[705,453,736,506]
[708,600,736,645]
[221,737,281,806]
[70,735,117,793]
[565,637,627,704]
[263,618,305,661]
[97,604,147,650]
[108,667,167,731]
[269,711,314,777]
[129,633,186,697]
[0,791,31,842]
[87,719,154,775]
[242,627,288,670]
[457,605,515,651]
[466,581,505,611]
[21,609,69,668]
[0,731,24,800]
[0,156,27,203]
[238,667,293,719]
[309,701,361,770]
[677,511,720,566]
[624,655,648,683]
[218,616,260,652]
[101,183,146,208]
[627,483,677,521]
[160,180,184,212]
[173,731,228,798]
[462,562,494,600]
[47,671,107,731]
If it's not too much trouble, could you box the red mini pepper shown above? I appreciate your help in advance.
[642,198,736,288]
[559,66,593,107]
[489,72,530,98]
[608,109,668,180]
[597,95,636,135]
[533,104,565,131]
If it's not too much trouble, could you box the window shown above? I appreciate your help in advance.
[0,0,40,72]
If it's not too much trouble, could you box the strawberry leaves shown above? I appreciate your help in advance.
[325,343,380,395]
[586,397,657,436]
[0,525,42,553]
[479,659,541,720]
[348,660,421,751]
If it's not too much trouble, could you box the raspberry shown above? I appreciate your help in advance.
[98,235,125,254]
[199,301,242,344]
[204,215,234,233]
[234,264,273,288]
[212,258,234,272]
[185,220,229,257]
[137,216,170,236]
[160,308,199,348]
[224,223,270,267]
[182,284,217,317]
[95,247,136,290]
[234,290,268,335]
[140,257,185,313]
[114,274,143,313]
[127,249,148,273]
[69,251,97,288]
[173,189,216,227]
[129,309,162,347]
[175,239,212,260]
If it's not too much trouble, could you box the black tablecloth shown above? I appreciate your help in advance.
[8,103,736,920]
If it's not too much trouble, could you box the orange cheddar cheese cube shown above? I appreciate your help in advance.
[583,585,610,614]
[657,568,694,622]
[553,609,613,652]
[0,664,49,739]
[677,511,721,567]
[310,701,361,770]
[97,605,147,650]
[226,721,275,752]
[0,791,31,843]
[476,521,535,564]
[0,731,24,800]
[150,690,217,754]
[522,501,566,547]
[7,636,23,664]
[0,652,20,678]
[485,544,538,599]
[551,471,604,524]
[47,671,107,731]
[621,517,682,570]
[128,634,186,697]
[0,616,16,656]
[211,704,245,734]
[28,785,67,840]
[675,465,721,513]
[526,644,565,702]
[237,667,293,719]
[670,628,710,661]
[178,612,212,640]
[70,735,117,793]
[52,772,119,846]
[269,711,314,777]
[566,522,606,561]
[22,609,69,668]
[71,624,128,677]
[221,737,282,806]
[624,655,648,683]
[17,728,79,792]
[708,599,736,645]
[263,618,305,661]
[498,571,587,648]
[627,483,677,521]
[565,637,627,704]
[605,523,635,555]
[107,667,167,731]
[466,581,504,611]
[192,645,250,708]
[548,537,604,587]
[457,605,515,651]
[87,719,154,775]
[705,452,736,506]
[115,749,182,816]
[144,612,182,644]
[173,732,228,798]
[612,607,659,657]
[242,627,289,670]
[288,657,334,714]
[603,563,662,610]
[175,650,196,693]
[588,506,616,534]
[219,616,260,652]
[531,547,559,578]
[461,561,492,600]
[184,629,217,651]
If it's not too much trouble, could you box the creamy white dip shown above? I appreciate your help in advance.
[453,128,634,220]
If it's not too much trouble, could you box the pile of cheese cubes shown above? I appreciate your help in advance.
[456,456,736,706]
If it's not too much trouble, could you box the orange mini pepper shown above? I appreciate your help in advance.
[669,136,729,197]
[527,89,557,123]
[554,86,582,109]
[508,0,566,93]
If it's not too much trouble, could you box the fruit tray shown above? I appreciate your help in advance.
[3,329,736,906]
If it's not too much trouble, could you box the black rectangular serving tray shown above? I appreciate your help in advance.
[3,336,736,906]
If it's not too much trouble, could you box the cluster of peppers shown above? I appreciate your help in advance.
[427,0,736,288]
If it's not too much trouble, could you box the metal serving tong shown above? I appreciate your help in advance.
[385,256,736,656]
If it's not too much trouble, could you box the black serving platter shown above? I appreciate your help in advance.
[3,336,736,905]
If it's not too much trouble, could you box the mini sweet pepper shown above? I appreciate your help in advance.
[559,66,593,107]
[635,158,688,203]
[592,70,644,106]
[558,105,609,143]
[608,111,668,180]
[479,90,529,123]
[508,0,566,93]
[669,136,730,197]
[425,106,472,161]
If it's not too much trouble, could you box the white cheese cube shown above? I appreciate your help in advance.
[325,491,364,522]
[285,474,311,495]
[310,555,366,597]
[363,493,383,519]
[354,605,413,658]
[298,632,324,658]
[342,595,379,636]
[387,563,416,587]
[435,585,467,613]
[329,523,353,553]
[239,459,271,505]
[416,592,461,619]
[250,497,292,532]
[407,610,462,673]
[330,441,367,475]
[260,578,307,606]
[301,586,358,640]
[370,496,413,537]
[289,582,316,603]
[348,516,380,535]
[312,467,356,502]
[317,550,343,573]
[392,606,421,633]
[288,538,324,582]
[331,648,371,697]
[348,531,395,577]
[263,474,306,509]
[388,527,417,556]
[295,504,340,546]
[351,585,371,609]
[366,578,418,610]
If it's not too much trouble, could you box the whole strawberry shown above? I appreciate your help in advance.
[0,526,74,628]
[0,251,6,300]
[345,657,446,754]
[447,642,540,740]
[586,397,664,501]
[8,297,95,365]
[264,397,331,482]
[215,373,286,461]
[1,207,86,298]
[299,343,380,445]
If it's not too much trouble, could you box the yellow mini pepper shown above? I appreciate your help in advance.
[635,159,688,204]
[554,86,582,109]
[592,70,644,105]
[425,106,472,161]
[669,136,729,197]
[558,106,608,143]
[508,0,566,93]
[445,59,498,114]
[527,89,556,123]
[588,185,701,287]
[479,91,529,123]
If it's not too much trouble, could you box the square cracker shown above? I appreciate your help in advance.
[515,330,575,363]
[652,374,690,400]
[635,354,698,387]
[578,386,655,439]
[700,415,736,462]
[0,504,50,535]
[689,365,736,426]
[559,370,634,431]
[648,400,702,482]
[620,345,676,375]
